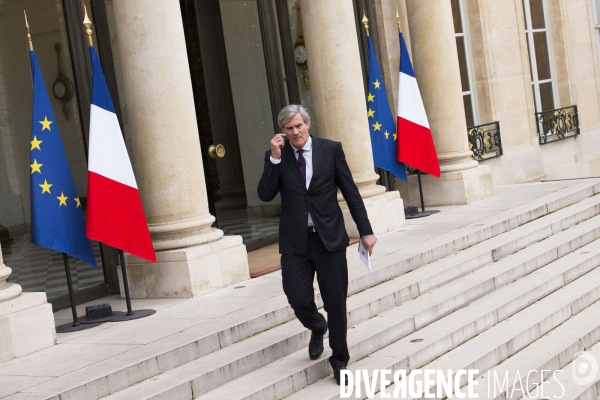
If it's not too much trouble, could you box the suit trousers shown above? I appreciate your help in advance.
[281,230,349,369]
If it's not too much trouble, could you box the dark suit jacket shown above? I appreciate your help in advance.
[257,136,373,255]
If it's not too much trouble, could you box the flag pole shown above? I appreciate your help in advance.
[417,170,425,212]
[118,250,134,316]
[25,11,100,333]
[54,253,101,332]
[24,10,33,51]
[110,251,155,321]
[62,253,79,325]
[82,7,155,321]
[83,5,94,46]
[395,8,439,220]
[405,167,439,219]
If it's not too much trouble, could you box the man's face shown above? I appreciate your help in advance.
[283,113,310,149]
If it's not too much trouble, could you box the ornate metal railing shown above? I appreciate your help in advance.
[467,121,503,161]
[535,105,579,144]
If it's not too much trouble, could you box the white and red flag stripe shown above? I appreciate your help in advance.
[396,32,440,178]
[86,46,156,262]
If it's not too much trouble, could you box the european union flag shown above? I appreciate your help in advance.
[29,51,96,267]
[366,37,407,181]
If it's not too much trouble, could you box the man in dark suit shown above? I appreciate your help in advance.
[258,104,377,385]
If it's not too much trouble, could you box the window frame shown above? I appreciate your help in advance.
[522,0,559,112]
[453,0,479,127]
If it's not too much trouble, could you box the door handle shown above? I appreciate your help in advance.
[208,144,225,159]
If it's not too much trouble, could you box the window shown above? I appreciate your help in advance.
[523,0,557,112]
[451,0,478,127]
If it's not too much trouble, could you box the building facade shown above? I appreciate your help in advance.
[0,0,599,359]
[394,0,600,205]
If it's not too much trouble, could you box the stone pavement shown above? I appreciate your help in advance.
[1,179,600,399]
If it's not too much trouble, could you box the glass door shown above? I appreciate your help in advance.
[181,0,288,251]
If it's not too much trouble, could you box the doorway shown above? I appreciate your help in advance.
[180,0,293,251]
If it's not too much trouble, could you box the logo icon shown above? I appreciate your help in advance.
[572,351,598,386]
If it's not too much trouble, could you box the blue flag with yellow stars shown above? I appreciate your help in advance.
[366,37,407,181]
[28,51,97,267]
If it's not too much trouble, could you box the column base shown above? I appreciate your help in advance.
[120,236,250,298]
[0,292,56,363]
[404,165,494,207]
[340,191,406,237]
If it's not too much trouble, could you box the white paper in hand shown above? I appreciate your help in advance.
[358,240,372,277]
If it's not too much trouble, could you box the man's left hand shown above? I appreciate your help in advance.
[361,234,377,256]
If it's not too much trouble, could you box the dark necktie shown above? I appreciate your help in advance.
[296,149,306,184]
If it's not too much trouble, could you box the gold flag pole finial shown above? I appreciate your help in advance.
[24,10,33,51]
[362,12,369,37]
[396,6,401,32]
[83,5,93,46]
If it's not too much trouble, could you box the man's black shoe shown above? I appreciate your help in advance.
[308,328,326,360]
[334,366,349,386]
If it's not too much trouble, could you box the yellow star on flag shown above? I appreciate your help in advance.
[74,197,81,208]
[367,108,375,118]
[31,136,43,151]
[57,192,68,206]
[367,93,375,102]
[39,116,52,131]
[384,130,390,139]
[373,79,381,89]
[372,121,382,131]
[393,133,398,140]
[30,159,43,174]
[39,179,52,194]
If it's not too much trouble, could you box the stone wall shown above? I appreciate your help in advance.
[376,0,600,198]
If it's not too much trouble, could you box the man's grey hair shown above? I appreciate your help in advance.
[278,104,311,131]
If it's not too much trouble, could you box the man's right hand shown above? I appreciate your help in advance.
[270,133,286,159]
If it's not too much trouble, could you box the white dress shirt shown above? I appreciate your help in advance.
[270,136,314,226]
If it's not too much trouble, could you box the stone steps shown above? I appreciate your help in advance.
[364,247,600,399]
[354,181,600,294]
[466,300,600,399]
[11,181,600,400]
[516,327,600,399]
[282,239,600,400]
[97,193,600,398]
[163,212,600,399]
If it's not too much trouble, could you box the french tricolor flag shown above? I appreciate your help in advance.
[86,46,156,262]
[396,32,440,178]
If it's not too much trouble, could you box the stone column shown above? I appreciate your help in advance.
[300,0,405,236]
[112,0,249,298]
[403,0,493,205]
[0,245,55,363]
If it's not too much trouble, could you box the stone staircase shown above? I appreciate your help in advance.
[97,180,600,400]
[521,331,600,400]
[4,180,600,400]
